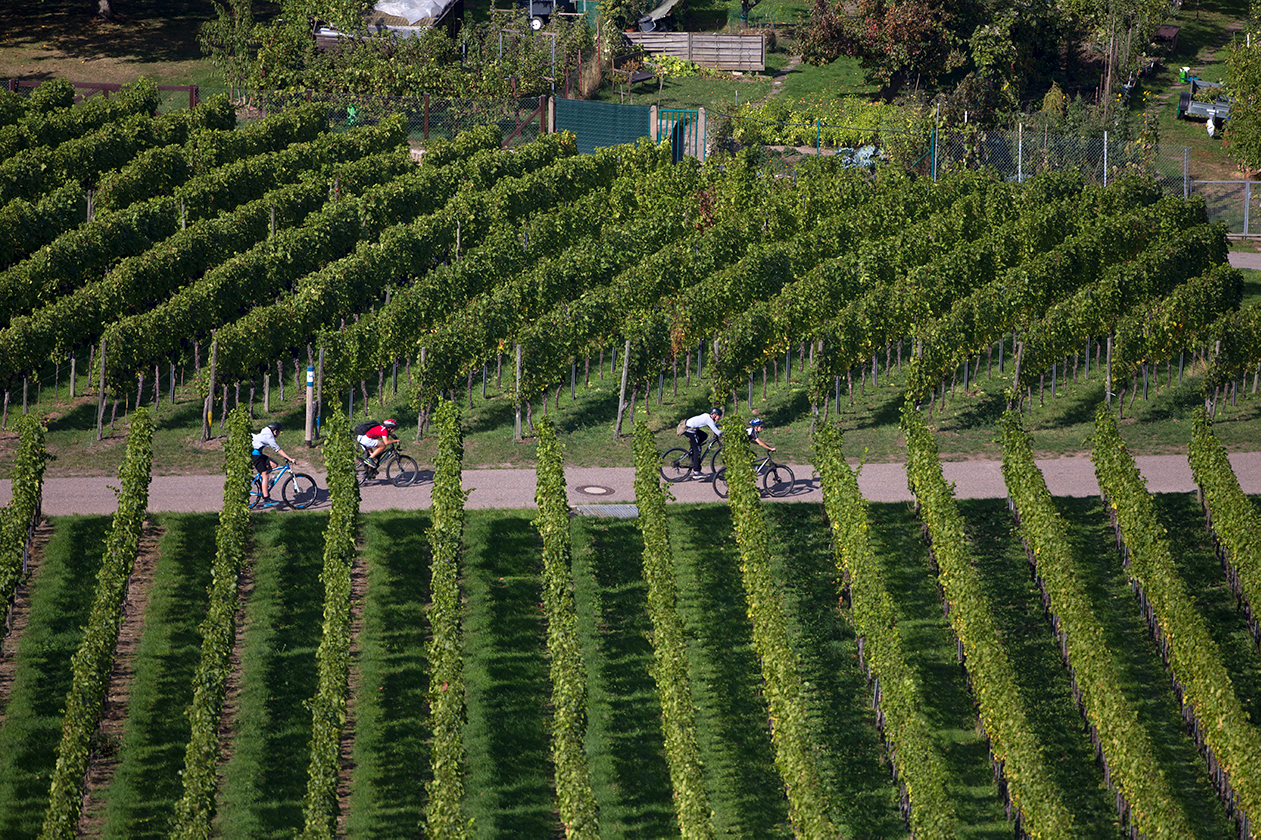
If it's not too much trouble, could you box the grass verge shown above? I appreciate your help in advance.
[215,513,326,839]
[96,513,216,839]
[0,516,109,840]
[344,513,433,838]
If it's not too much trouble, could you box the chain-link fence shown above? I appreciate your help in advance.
[226,88,547,146]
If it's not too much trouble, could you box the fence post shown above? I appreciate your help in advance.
[424,94,430,141]
[650,105,658,143]
[932,104,939,181]
[1103,130,1108,187]
[1184,147,1190,198]
[1247,182,1253,237]
[816,118,821,154]
[1018,122,1023,182]
[698,107,706,161]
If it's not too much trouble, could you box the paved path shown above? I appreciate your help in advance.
[1228,251,1261,270]
[5,452,1261,515]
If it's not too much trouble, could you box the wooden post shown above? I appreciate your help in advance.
[514,344,524,442]
[69,356,76,399]
[203,335,217,441]
[264,374,271,414]
[96,339,108,441]
[614,339,632,438]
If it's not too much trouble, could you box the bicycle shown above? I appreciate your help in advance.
[713,453,795,499]
[355,442,421,487]
[249,460,318,510]
[659,435,724,482]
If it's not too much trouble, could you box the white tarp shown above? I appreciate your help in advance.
[375,0,454,23]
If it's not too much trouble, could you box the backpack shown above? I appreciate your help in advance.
[675,419,688,436]
[352,420,377,437]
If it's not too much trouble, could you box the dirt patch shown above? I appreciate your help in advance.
[0,517,54,711]
[336,543,371,834]
[77,520,165,838]
[214,555,255,791]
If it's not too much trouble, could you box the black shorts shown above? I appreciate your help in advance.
[252,452,273,472]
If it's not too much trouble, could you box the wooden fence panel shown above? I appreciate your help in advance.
[624,33,765,72]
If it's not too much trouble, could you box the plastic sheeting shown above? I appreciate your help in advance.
[375,0,456,23]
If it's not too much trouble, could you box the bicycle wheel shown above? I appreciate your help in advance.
[355,459,375,487]
[762,463,796,497]
[709,448,724,476]
[248,476,265,510]
[659,447,692,482]
[387,455,420,487]
[713,468,728,499]
[282,473,319,509]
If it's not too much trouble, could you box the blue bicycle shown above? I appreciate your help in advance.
[249,460,318,509]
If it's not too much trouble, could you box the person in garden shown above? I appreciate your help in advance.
[251,421,293,507]
[684,406,724,478]
[357,417,400,471]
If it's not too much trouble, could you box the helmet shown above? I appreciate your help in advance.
[382,418,398,428]
[748,418,763,427]
[267,422,281,432]
[709,406,724,418]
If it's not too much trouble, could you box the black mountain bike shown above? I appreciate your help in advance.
[713,453,795,499]
[659,435,724,482]
[355,442,422,487]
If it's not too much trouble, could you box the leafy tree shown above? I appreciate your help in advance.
[802,0,981,94]
[1226,28,1261,171]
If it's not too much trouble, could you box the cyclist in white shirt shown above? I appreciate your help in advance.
[684,406,723,479]
[251,422,293,507]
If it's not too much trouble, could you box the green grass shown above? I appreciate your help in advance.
[956,499,1124,839]
[1053,496,1237,840]
[93,514,216,839]
[570,517,679,837]
[460,511,557,837]
[0,517,110,840]
[666,503,792,836]
[215,514,326,839]
[9,328,1261,481]
[867,503,1011,838]
[762,503,908,836]
[344,514,434,838]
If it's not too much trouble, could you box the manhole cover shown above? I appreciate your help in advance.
[576,485,614,496]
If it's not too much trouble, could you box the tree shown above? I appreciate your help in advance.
[802,0,980,95]
[1226,32,1261,171]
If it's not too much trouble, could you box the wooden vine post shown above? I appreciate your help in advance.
[514,343,523,442]
[614,339,632,439]
[95,338,108,441]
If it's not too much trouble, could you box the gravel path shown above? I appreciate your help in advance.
[6,452,1261,514]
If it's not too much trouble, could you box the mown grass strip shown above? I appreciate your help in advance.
[1055,496,1238,839]
[214,515,326,838]
[343,514,431,839]
[760,502,910,838]
[460,511,555,837]
[569,517,678,838]
[96,513,216,839]
[0,517,110,840]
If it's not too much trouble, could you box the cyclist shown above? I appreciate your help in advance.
[357,418,400,472]
[251,421,294,507]
[683,406,724,479]
[744,417,776,453]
